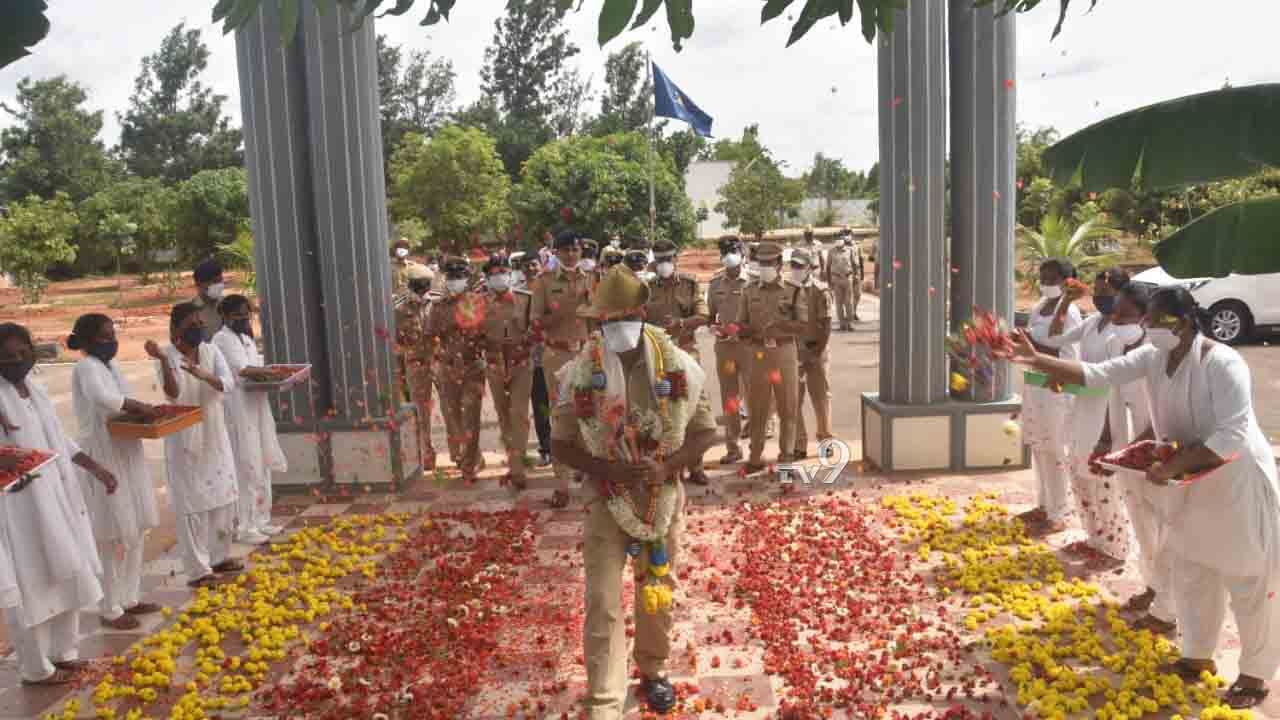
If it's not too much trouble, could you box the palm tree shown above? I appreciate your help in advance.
[1016,213,1120,290]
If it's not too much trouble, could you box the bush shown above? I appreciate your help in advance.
[0,193,79,303]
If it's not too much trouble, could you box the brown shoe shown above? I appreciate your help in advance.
[52,659,89,672]
[686,470,710,486]
[744,462,768,474]
[125,602,163,615]
[187,574,219,588]
[101,614,141,630]
[22,668,76,686]
[211,559,244,574]
[720,448,743,465]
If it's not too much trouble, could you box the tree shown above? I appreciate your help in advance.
[655,124,706,179]
[715,158,805,238]
[170,167,250,264]
[806,153,851,210]
[510,132,696,248]
[78,177,178,280]
[377,34,457,175]
[591,42,651,136]
[702,125,768,165]
[0,192,78,303]
[0,75,118,203]
[1015,214,1119,290]
[388,126,512,255]
[117,23,243,183]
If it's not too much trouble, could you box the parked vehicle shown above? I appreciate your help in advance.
[1130,266,1280,344]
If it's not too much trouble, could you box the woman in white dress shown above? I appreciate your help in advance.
[144,303,242,588]
[68,314,164,630]
[211,295,285,545]
[1018,258,1083,535]
[0,323,109,685]
[1007,286,1280,709]
[1036,270,1147,566]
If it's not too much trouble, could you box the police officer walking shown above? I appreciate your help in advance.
[394,264,438,470]
[825,228,864,329]
[735,242,808,473]
[706,235,752,465]
[511,253,553,467]
[479,255,535,489]
[789,248,834,459]
[426,256,487,483]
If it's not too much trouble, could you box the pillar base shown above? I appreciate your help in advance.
[861,392,1029,472]
[274,404,422,492]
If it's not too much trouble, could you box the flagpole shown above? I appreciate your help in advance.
[647,50,657,246]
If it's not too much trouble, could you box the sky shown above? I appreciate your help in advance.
[1,0,1277,175]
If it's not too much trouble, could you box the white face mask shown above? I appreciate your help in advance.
[1040,284,1062,299]
[1146,327,1182,351]
[510,270,526,288]
[722,253,742,268]
[1111,324,1144,346]
[205,282,225,300]
[446,278,469,295]
[789,268,810,285]
[758,266,779,284]
[578,258,597,273]
[602,321,644,353]
[395,248,409,259]
[656,261,675,279]
[487,273,511,293]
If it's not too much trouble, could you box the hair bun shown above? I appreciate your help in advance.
[66,333,83,351]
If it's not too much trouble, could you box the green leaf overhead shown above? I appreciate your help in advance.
[280,0,301,46]
[1043,83,1280,194]
[630,0,664,29]
[0,0,50,69]
[1154,196,1280,278]
[598,0,639,46]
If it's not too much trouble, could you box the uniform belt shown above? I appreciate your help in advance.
[545,339,585,352]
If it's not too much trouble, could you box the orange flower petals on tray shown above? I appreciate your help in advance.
[0,446,55,490]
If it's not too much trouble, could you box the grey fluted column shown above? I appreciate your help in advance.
[235,1,403,485]
[877,0,948,405]
[949,2,1017,401]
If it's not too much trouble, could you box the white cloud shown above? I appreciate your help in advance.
[1,0,1276,176]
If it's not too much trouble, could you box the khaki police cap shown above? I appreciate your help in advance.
[577,266,650,319]
[405,263,432,281]
[653,239,677,258]
[755,242,784,262]
[790,247,814,267]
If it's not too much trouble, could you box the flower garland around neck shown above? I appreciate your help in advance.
[570,326,692,614]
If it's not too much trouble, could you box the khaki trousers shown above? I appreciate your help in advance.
[543,346,580,490]
[713,339,752,454]
[583,483,685,719]
[682,347,705,474]
[437,367,484,476]
[747,341,799,464]
[795,347,833,452]
[405,354,436,460]
[831,276,856,328]
[486,357,534,480]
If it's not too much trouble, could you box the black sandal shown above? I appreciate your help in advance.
[1132,614,1177,636]
[1165,658,1216,683]
[640,675,677,714]
[549,490,571,509]
[1225,679,1270,709]
[1123,588,1157,612]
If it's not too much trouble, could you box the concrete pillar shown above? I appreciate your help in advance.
[235,0,417,489]
[950,1,1017,402]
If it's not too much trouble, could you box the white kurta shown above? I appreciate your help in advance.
[212,328,286,533]
[0,379,103,629]
[1023,298,1082,520]
[157,343,239,517]
[70,357,160,542]
[1083,335,1280,676]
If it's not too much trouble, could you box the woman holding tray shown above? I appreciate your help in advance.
[1005,286,1280,710]
[1035,271,1147,567]
[145,303,243,588]
[1018,258,1083,536]
[68,314,165,630]
[212,295,285,545]
[0,323,111,686]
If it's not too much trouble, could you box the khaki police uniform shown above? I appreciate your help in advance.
[707,268,752,460]
[530,265,593,488]
[825,241,862,329]
[794,268,834,455]
[481,286,535,484]
[645,263,709,478]
[395,284,437,468]
[425,287,486,479]
[736,244,807,467]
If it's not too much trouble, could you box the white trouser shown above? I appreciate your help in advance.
[177,503,235,580]
[1124,480,1177,622]
[1175,555,1280,679]
[1068,459,1131,559]
[1032,448,1071,522]
[98,537,145,620]
[236,467,273,534]
[5,608,80,682]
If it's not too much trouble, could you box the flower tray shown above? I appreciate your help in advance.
[244,364,312,392]
[1023,370,1107,397]
[1097,439,1234,485]
[0,446,57,492]
[108,405,203,440]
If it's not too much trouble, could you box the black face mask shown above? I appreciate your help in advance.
[230,318,254,337]
[1094,296,1116,315]
[409,281,431,296]
[0,358,35,386]
[88,340,119,365]
[181,326,205,347]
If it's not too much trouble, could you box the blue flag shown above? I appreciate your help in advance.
[652,63,713,138]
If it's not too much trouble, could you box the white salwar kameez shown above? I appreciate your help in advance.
[1040,315,1136,558]
[1023,299,1082,522]
[0,378,103,682]
[212,328,286,537]
[1083,334,1280,678]
[71,356,161,620]
[157,343,239,580]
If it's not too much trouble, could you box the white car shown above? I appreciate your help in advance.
[1129,266,1280,344]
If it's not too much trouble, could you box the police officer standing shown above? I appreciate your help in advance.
[530,230,594,507]
[802,226,826,277]
[480,255,535,489]
[601,244,625,270]
[789,248,834,459]
[706,236,751,464]
[644,239,711,484]
[426,256,487,482]
[824,228,863,329]
[395,264,438,470]
[735,241,808,473]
